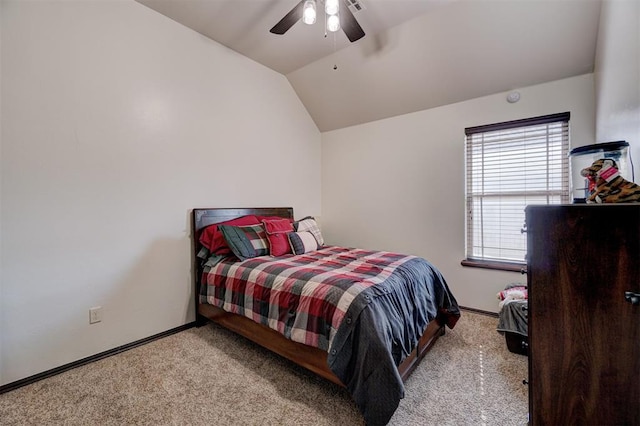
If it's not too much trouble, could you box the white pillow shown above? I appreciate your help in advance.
[293,217,324,246]
[288,231,319,255]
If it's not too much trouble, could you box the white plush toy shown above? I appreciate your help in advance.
[497,286,527,309]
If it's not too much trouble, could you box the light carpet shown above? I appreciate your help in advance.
[0,310,528,425]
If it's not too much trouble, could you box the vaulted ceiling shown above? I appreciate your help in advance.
[136,0,602,131]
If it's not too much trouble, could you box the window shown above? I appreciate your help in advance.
[463,112,570,270]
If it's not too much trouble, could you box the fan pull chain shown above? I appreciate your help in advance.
[324,9,327,38]
[322,5,338,70]
[333,31,338,70]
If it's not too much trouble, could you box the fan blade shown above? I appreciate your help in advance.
[340,1,365,42]
[270,1,304,35]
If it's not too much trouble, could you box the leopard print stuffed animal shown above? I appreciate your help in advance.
[580,158,640,203]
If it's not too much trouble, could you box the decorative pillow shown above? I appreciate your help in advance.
[288,231,319,255]
[199,215,260,255]
[256,215,294,223]
[293,216,324,246]
[262,218,294,257]
[218,224,269,261]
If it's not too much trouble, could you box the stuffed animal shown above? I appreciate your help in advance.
[580,158,640,203]
[497,286,528,309]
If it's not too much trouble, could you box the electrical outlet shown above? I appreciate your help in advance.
[89,306,102,324]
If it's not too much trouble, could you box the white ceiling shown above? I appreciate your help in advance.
[136,0,603,131]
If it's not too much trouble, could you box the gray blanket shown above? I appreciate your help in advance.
[497,300,528,336]
[327,257,460,425]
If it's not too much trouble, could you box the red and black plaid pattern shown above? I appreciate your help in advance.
[201,246,416,350]
[236,224,269,256]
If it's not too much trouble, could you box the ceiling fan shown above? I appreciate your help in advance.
[270,0,365,43]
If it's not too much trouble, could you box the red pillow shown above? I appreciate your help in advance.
[256,215,294,223]
[262,218,294,256]
[199,215,260,255]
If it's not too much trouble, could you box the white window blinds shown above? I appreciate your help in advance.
[465,112,570,264]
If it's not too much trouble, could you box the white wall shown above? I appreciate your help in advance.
[321,74,595,313]
[0,0,321,385]
[0,0,4,384]
[594,0,640,166]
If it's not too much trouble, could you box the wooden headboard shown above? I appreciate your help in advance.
[191,207,294,321]
[192,207,294,234]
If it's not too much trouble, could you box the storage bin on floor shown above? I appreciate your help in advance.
[497,285,528,356]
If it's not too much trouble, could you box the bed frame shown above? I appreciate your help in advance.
[192,207,445,387]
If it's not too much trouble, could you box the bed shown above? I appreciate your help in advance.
[192,207,460,425]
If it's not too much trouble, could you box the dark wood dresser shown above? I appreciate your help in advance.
[526,204,640,425]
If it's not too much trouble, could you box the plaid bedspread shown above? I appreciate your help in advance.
[200,246,460,425]
[201,246,416,351]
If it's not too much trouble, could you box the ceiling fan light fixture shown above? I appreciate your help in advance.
[302,0,317,25]
[269,0,364,43]
[325,0,339,15]
[327,14,340,32]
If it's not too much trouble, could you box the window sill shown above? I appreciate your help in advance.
[461,259,526,273]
